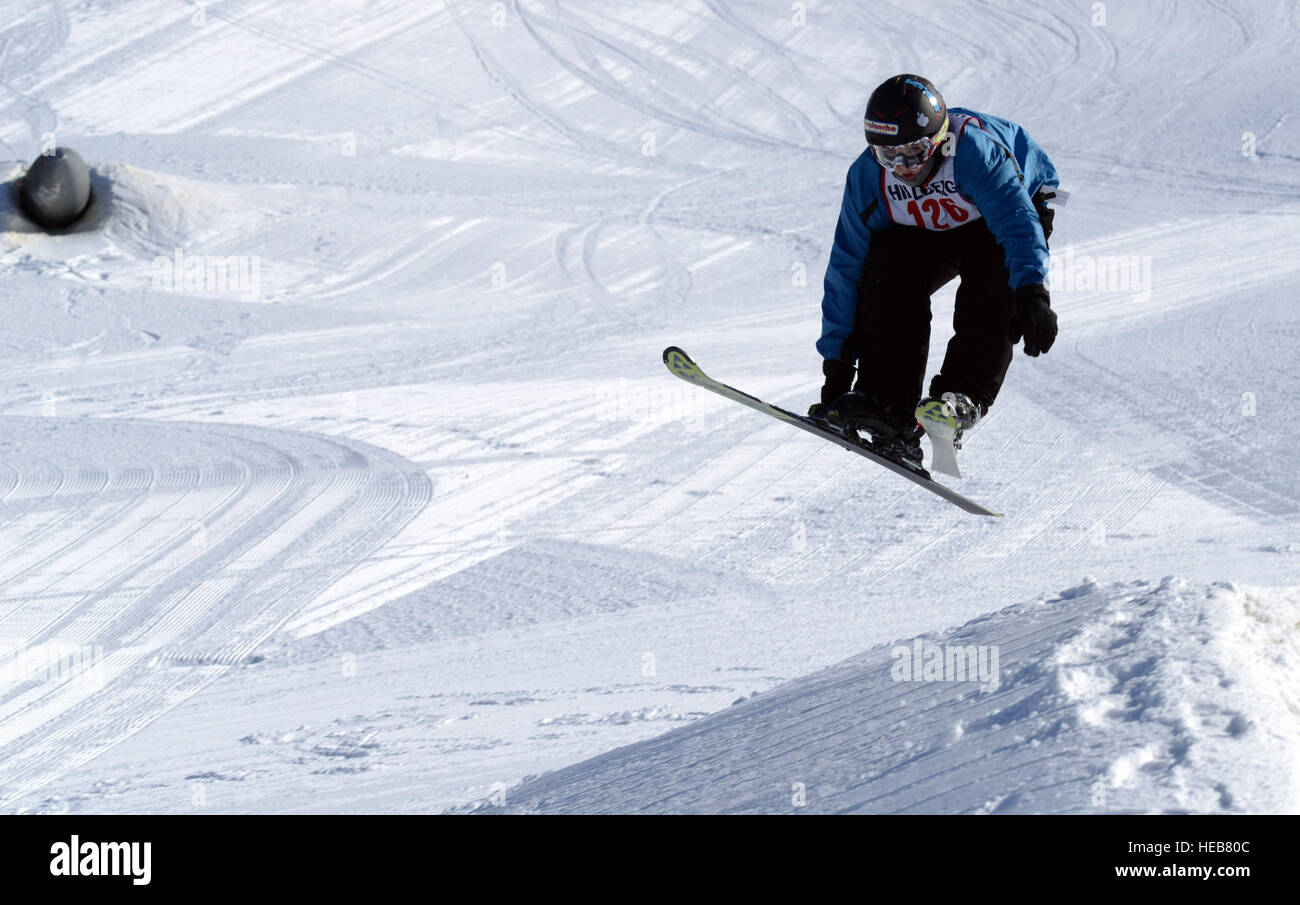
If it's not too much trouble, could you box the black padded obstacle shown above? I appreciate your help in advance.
[20,147,92,229]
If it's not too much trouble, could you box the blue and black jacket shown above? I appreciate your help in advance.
[818,107,1059,361]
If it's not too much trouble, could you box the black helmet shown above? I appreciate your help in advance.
[864,74,947,146]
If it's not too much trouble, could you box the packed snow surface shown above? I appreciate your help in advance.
[0,0,1296,813]
[480,579,1300,813]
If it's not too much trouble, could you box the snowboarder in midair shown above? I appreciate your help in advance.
[809,74,1060,469]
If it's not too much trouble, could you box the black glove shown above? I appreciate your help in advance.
[1009,284,1057,357]
[819,358,855,405]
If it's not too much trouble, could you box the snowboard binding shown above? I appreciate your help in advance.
[914,392,982,479]
[821,392,926,473]
[916,392,982,450]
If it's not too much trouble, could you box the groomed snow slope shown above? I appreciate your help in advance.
[477,579,1300,813]
[0,0,1297,812]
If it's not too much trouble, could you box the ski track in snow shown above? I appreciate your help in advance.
[0,417,430,804]
[0,0,1297,812]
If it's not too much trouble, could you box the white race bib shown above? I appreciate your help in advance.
[881,113,984,231]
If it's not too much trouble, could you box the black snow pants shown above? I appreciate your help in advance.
[846,196,1052,413]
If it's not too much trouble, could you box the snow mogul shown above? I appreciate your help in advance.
[809,74,1061,470]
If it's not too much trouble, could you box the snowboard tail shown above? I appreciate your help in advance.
[915,399,963,478]
[662,347,1001,517]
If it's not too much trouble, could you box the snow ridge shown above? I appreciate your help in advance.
[477,579,1300,814]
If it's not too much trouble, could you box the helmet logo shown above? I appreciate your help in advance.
[865,118,900,136]
[916,113,929,127]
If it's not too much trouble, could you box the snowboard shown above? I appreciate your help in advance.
[662,346,1001,517]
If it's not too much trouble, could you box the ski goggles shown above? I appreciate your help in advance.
[871,117,949,169]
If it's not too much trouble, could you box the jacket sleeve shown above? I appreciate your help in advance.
[818,162,874,361]
[956,130,1050,290]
